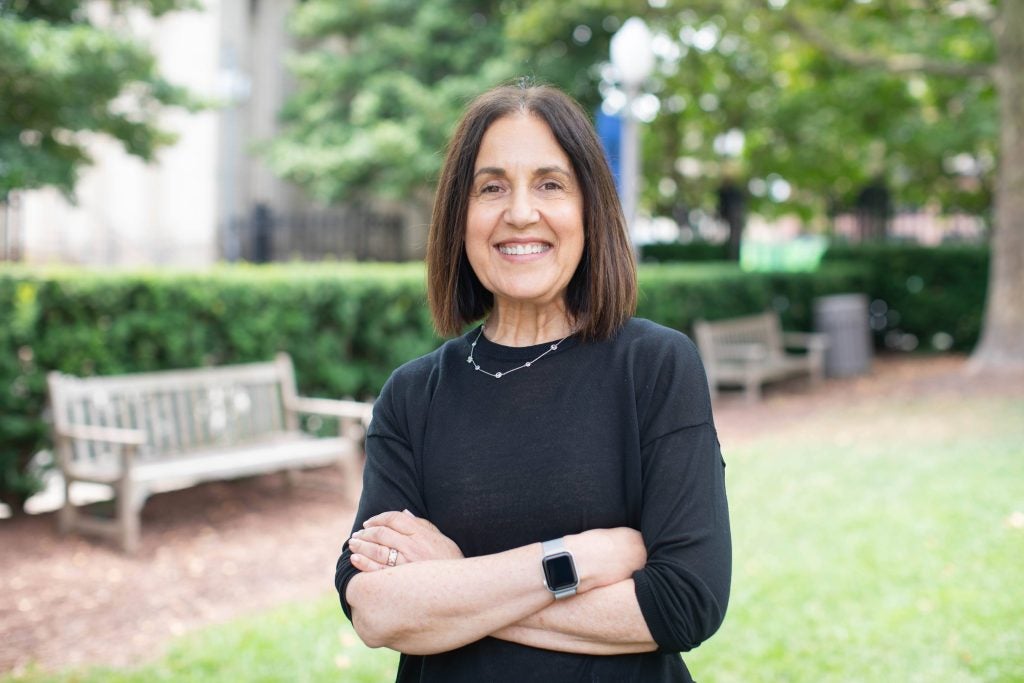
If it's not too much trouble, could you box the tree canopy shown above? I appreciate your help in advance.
[269,0,998,224]
[0,0,196,197]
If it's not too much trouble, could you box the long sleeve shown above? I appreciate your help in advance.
[629,331,732,652]
[335,370,429,621]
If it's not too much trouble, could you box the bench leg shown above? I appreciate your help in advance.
[116,478,142,554]
[58,474,77,536]
[337,454,362,505]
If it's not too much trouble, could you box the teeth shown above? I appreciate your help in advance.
[498,243,550,255]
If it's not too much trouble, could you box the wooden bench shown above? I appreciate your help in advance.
[46,353,373,552]
[694,312,828,402]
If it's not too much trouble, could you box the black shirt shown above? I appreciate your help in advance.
[336,318,731,682]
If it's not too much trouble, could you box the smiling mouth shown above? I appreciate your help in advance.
[497,243,551,256]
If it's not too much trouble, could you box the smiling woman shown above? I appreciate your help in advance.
[334,82,731,683]
[464,114,585,335]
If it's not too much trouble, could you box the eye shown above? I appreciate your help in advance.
[479,182,503,194]
[539,180,565,191]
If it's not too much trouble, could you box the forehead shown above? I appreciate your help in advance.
[474,113,572,171]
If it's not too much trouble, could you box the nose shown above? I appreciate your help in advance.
[505,187,539,228]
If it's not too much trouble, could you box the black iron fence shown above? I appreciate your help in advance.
[226,203,408,263]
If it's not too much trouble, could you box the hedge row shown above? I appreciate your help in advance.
[641,240,990,353]
[821,243,989,353]
[640,241,732,263]
[0,262,867,510]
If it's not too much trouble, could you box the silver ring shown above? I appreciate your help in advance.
[387,547,398,567]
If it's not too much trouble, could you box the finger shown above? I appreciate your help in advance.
[363,510,422,535]
[354,526,413,556]
[350,552,387,572]
[349,538,398,566]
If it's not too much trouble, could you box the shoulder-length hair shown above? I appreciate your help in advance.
[426,82,637,342]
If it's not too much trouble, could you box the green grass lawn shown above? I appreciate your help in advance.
[6,392,1022,682]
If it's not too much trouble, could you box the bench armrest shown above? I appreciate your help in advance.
[55,424,148,447]
[783,332,829,351]
[289,397,374,427]
[713,343,770,362]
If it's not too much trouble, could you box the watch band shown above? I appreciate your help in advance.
[542,537,568,556]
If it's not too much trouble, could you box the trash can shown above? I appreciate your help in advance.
[813,294,872,377]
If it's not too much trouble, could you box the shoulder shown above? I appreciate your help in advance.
[613,318,712,429]
[375,333,468,414]
[614,317,702,366]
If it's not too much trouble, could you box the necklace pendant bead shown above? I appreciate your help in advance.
[551,344,558,350]
[495,372,502,378]
[525,362,531,367]
[467,356,472,363]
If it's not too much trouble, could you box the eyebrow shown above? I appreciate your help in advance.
[473,165,573,179]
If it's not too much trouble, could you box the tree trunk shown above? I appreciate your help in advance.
[970,0,1024,370]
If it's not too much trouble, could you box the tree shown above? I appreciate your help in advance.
[265,0,639,207]
[0,0,196,198]
[759,0,1021,369]
[271,0,1022,367]
[553,0,1020,367]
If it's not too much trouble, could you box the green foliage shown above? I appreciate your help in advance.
[0,264,439,511]
[0,261,868,510]
[267,1,515,204]
[823,243,989,352]
[639,2,997,219]
[266,0,647,204]
[640,241,731,263]
[268,0,999,226]
[0,0,198,197]
[637,262,869,334]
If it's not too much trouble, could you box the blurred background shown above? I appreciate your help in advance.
[1,0,1022,681]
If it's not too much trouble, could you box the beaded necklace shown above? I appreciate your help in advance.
[466,325,573,379]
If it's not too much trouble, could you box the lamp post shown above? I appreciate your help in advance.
[610,17,655,250]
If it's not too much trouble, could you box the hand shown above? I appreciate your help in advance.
[564,527,647,592]
[349,510,464,572]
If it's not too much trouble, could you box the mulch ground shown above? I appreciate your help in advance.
[1,354,1020,675]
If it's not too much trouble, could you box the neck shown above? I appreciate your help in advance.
[484,302,574,347]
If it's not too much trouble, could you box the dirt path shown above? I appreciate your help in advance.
[1,355,1019,675]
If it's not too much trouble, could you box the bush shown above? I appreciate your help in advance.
[822,243,989,352]
[0,261,869,510]
[0,264,439,512]
[637,262,870,333]
[640,241,731,263]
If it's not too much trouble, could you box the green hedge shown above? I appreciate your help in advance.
[0,262,868,511]
[822,243,989,353]
[640,241,731,263]
[0,264,439,512]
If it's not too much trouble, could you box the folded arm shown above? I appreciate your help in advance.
[491,579,656,654]
[345,513,646,655]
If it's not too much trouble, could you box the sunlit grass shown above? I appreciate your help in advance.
[6,393,1022,682]
[5,599,398,683]
[686,395,1024,682]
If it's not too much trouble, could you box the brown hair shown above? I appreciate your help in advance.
[426,82,637,342]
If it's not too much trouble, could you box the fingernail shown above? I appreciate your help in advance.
[403,509,414,516]
[352,530,362,537]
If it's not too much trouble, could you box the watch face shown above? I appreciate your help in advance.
[543,552,578,591]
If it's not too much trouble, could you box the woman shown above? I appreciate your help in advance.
[335,83,731,682]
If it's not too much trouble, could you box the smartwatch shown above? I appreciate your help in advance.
[541,537,579,599]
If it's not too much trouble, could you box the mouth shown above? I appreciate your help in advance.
[497,242,552,256]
